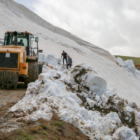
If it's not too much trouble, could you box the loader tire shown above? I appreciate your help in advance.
[25,62,38,87]
[38,62,45,75]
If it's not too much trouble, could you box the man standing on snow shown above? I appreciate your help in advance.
[61,51,67,65]
[67,55,72,69]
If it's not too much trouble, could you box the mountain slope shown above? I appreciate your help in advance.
[0,0,140,107]
[1,0,114,62]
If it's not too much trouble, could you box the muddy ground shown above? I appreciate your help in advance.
[0,85,89,140]
[0,85,26,114]
[0,85,26,133]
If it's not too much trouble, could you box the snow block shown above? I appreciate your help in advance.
[113,127,138,140]
[71,64,107,95]
[117,57,136,76]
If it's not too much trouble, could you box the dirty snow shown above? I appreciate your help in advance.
[10,54,140,139]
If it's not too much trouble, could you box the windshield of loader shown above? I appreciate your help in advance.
[17,34,28,47]
[4,33,28,47]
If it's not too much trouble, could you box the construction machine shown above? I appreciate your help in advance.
[0,31,43,89]
[135,65,140,70]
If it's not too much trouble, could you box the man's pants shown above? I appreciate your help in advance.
[63,58,67,65]
[67,64,71,69]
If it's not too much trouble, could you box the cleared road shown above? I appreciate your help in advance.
[0,85,26,117]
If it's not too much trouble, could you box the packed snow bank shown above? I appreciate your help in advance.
[117,57,136,74]
[117,57,140,79]
[10,55,140,140]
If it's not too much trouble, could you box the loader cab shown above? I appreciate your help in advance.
[4,31,39,57]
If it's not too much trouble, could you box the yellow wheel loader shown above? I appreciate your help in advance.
[0,31,43,89]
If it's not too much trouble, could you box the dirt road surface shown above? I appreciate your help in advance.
[0,85,26,132]
[0,89,25,107]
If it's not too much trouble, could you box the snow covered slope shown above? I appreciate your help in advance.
[0,0,140,107]
[0,0,113,61]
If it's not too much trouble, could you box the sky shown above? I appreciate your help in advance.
[14,0,140,57]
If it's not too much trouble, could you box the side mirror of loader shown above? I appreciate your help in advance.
[38,50,43,53]
[35,37,39,42]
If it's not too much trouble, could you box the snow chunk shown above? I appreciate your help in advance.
[71,64,107,95]
[87,98,96,108]
[117,57,136,76]
[79,63,92,71]
[113,127,139,140]
[105,112,121,125]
